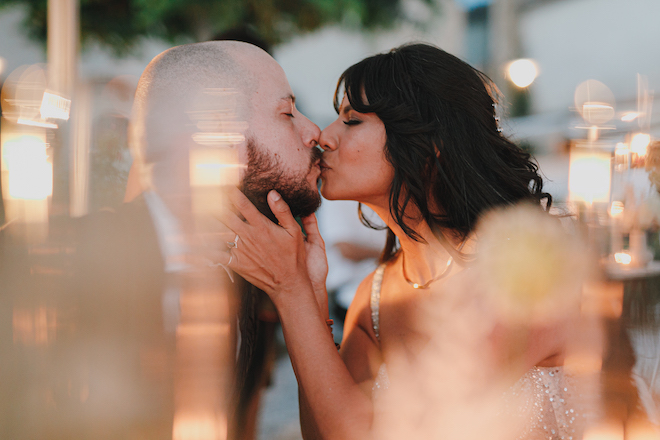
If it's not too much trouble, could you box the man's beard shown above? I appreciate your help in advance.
[240,137,322,223]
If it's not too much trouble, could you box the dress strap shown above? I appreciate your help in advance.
[370,263,386,342]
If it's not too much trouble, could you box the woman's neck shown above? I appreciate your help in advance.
[364,201,462,284]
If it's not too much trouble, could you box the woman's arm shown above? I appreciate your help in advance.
[296,273,381,438]
[220,188,378,439]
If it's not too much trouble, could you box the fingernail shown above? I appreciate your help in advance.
[269,190,281,201]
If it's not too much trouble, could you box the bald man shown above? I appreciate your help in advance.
[73,41,323,440]
[126,41,322,224]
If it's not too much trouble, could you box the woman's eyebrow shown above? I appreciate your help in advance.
[341,104,353,115]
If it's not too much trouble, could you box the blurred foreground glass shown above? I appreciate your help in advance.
[1,70,239,440]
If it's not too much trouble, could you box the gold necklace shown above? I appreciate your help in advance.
[401,252,453,289]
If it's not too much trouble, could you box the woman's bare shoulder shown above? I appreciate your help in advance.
[344,270,378,339]
[341,269,383,389]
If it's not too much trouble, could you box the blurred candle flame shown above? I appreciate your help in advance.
[614,252,631,265]
[2,134,52,200]
[568,143,612,206]
[630,133,651,157]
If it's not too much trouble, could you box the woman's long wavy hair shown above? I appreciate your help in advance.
[334,43,551,262]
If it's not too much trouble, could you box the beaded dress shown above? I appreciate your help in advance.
[369,263,589,440]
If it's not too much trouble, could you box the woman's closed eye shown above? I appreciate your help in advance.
[343,119,361,126]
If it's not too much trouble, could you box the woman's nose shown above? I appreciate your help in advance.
[319,123,338,152]
[300,115,321,149]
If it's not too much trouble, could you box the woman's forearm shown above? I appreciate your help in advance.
[299,387,321,440]
[275,287,373,440]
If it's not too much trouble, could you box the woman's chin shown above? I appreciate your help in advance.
[319,182,338,201]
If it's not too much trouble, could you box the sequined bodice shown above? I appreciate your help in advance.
[369,263,587,440]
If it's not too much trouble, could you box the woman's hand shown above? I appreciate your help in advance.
[299,212,329,314]
[219,187,328,313]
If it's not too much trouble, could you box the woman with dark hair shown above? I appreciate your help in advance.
[221,43,583,439]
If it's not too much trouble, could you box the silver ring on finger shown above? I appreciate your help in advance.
[227,234,239,249]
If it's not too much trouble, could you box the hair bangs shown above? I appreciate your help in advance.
[334,54,393,115]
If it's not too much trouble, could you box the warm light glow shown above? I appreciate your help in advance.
[614,252,632,265]
[621,111,640,122]
[613,143,629,171]
[40,91,71,120]
[192,132,245,147]
[189,149,241,187]
[13,306,57,346]
[2,135,52,200]
[173,411,226,440]
[568,146,611,205]
[626,420,660,440]
[630,133,651,156]
[610,201,624,217]
[615,142,628,153]
[0,56,5,76]
[583,422,624,440]
[507,59,538,88]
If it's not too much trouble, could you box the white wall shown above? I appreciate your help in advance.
[520,0,660,115]
[0,1,465,129]
[274,0,466,129]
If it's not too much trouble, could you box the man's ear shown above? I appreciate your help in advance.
[124,162,144,202]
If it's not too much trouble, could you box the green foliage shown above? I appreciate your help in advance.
[0,0,435,54]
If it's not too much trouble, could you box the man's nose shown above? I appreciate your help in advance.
[300,115,321,149]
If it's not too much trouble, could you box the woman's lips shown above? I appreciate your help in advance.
[319,160,331,172]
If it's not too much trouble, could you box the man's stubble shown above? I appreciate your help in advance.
[240,137,323,223]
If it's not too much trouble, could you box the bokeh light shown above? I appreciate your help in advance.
[507,59,538,88]
[621,111,640,122]
[2,134,52,200]
[630,133,651,157]
[574,80,616,126]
